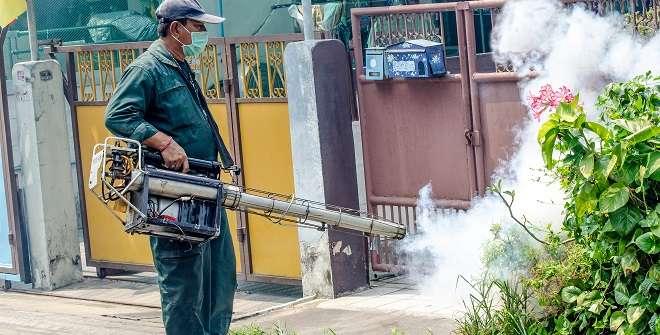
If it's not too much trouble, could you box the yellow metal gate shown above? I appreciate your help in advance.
[54,34,303,284]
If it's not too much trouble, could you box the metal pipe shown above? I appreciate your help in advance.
[128,174,406,239]
[351,2,459,16]
[217,0,225,37]
[302,0,314,40]
[464,9,487,196]
[26,0,38,61]
[368,195,471,210]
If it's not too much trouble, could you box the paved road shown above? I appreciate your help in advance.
[0,291,164,335]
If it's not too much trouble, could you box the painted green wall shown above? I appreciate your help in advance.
[222,0,295,37]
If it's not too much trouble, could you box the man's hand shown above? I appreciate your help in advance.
[144,132,189,173]
[161,140,189,173]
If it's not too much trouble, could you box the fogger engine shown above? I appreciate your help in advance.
[89,137,406,243]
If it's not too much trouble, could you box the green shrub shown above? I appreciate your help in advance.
[457,73,659,335]
[537,72,659,334]
[525,242,592,315]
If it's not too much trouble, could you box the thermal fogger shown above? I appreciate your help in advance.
[88,137,406,243]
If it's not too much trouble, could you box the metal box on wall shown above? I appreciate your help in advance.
[384,39,447,79]
[365,47,385,80]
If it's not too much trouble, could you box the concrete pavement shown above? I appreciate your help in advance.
[231,276,457,335]
[0,275,457,334]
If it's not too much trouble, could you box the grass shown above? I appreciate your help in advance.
[230,324,429,335]
[454,276,547,335]
[230,323,297,335]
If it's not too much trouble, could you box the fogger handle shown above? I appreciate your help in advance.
[143,150,235,176]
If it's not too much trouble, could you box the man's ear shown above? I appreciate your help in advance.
[170,21,182,39]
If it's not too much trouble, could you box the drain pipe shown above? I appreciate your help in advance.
[302,0,313,40]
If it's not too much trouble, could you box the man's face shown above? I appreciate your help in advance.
[171,19,207,45]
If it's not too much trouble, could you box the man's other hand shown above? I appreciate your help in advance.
[144,132,190,173]
[162,140,189,173]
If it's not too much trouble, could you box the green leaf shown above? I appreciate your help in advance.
[610,206,642,236]
[538,119,558,144]
[577,291,601,308]
[640,212,659,228]
[558,103,579,122]
[621,249,640,275]
[585,121,611,140]
[627,306,645,325]
[624,126,660,146]
[580,153,595,178]
[646,152,660,177]
[635,232,660,254]
[613,119,651,133]
[649,264,660,284]
[611,311,626,331]
[628,292,645,306]
[542,130,558,169]
[605,155,619,178]
[614,143,628,170]
[561,286,582,304]
[599,183,630,213]
[614,282,630,305]
[588,299,606,315]
[576,183,598,217]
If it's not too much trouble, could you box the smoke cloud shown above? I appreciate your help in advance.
[404,0,660,313]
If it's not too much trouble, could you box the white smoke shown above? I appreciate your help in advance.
[493,0,660,111]
[405,0,660,312]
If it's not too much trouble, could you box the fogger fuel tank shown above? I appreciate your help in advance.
[89,138,407,243]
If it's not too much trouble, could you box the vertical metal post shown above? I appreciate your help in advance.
[26,0,38,61]
[217,0,225,37]
[463,7,487,196]
[0,26,28,280]
[302,0,314,40]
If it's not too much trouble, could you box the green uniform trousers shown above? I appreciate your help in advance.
[150,208,236,335]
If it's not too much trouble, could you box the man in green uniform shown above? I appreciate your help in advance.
[105,1,236,334]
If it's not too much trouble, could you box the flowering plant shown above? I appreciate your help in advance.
[528,84,576,121]
[536,73,660,334]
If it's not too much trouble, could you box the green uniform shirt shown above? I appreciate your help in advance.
[105,39,218,161]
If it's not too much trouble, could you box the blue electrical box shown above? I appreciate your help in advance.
[365,47,385,80]
[384,39,447,79]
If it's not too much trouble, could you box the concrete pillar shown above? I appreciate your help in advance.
[12,60,82,290]
[285,40,369,298]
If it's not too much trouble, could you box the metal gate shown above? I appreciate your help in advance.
[51,34,304,285]
[0,27,29,284]
[350,1,527,272]
[351,0,660,272]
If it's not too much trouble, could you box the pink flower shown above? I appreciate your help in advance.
[557,86,575,103]
[527,84,575,121]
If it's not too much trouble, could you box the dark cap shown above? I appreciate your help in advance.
[156,0,225,24]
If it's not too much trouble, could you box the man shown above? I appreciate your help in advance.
[104,1,236,334]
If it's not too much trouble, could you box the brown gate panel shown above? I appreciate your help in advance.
[471,75,526,183]
[351,1,533,273]
[352,3,477,213]
[359,78,474,203]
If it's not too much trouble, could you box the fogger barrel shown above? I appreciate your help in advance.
[128,171,406,239]
[89,137,406,243]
